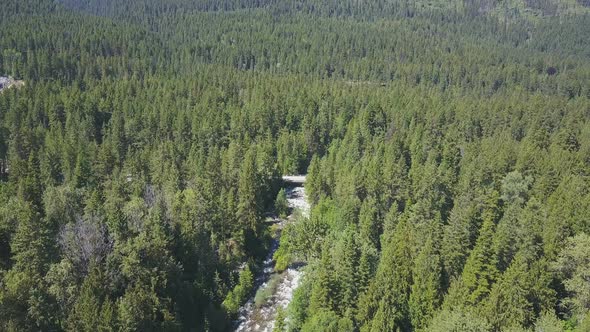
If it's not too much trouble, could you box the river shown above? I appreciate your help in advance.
[235,181,309,332]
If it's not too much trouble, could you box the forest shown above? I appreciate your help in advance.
[0,0,589,331]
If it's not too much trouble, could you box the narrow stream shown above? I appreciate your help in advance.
[235,182,310,332]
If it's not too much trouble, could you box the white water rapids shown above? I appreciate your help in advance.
[235,184,310,332]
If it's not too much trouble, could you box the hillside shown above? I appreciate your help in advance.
[0,0,589,331]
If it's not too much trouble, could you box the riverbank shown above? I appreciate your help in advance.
[235,184,309,332]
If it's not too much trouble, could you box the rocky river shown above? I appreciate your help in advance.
[235,182,309,332]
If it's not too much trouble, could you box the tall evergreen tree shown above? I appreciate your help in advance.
[460,217,499,306]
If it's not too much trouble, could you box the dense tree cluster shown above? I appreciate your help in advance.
[284,87,590,331]
[0,0,589,331]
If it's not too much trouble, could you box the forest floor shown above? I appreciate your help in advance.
[235,183,310,332]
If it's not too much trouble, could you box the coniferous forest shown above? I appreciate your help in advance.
[1,0,590,331]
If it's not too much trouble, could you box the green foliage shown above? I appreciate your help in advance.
[357,219,413,331]
[273,241,292,272]
[65,268,116,332]
[409,237,443,330]
[301,310,354,332]
[222,266,254,315]
[117,284,179,331]
[460,217,499,306]
[0,0,589,330]
[273,307,287,332]
[501,171,533,205]
[554,234,590,323]
[275,188,289,219]
[441,193,480,282]
[534,311,566,332]
[254,273,281,308]
[483,254,535,330]
[237,148,262,234]
[287,276,312,331]
[427,309,492,332]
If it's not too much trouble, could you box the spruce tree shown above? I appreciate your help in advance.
[461,217,499,306]
[409,237,442,330]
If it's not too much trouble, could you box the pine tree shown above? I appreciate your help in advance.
[306,154,324,205]
[73,147,92,188]
[309,246,338,313]
[0,199,56,330]
[441,193,479,282]
[237,148,261,234]
[66,268,105,331]
[483,254,534,330]
[553,234,590,323]
[359,196,380,249]
[337,227,359,316]
[357,242,378,297]
[357,219,412,331]
[409,237,442,330]
[18,150,43,209]
[367,296,398,332]
[461,217,499,306]
[427,308,492,332]
[275,188,289,219]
